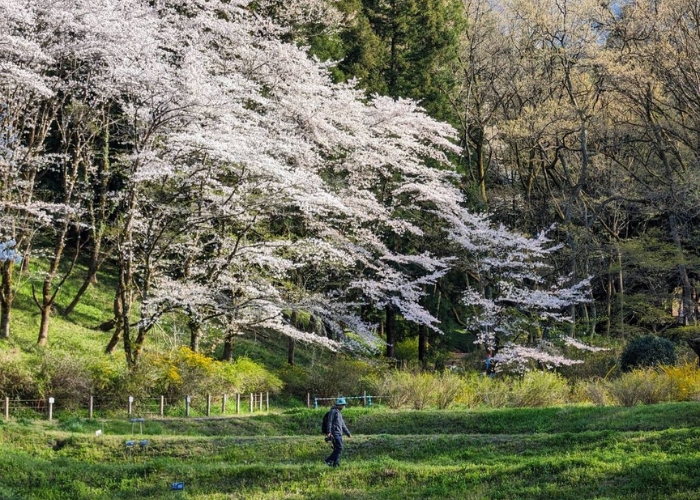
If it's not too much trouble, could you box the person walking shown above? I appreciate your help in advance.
[325,397,352,467]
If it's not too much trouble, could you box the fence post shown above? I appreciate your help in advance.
[160,396,165,417]
[259,392,263,411]
[185,396,191,417]
[206,394,211,417]
[266,392,269,411]
[249,393,253,413]
[222,394,227,414]
[307,393,310,408]
[4,396,9,420]
[236,393,240,415]
[363,391,367,407]
[89,395,94,419]
[128,396,133,416]
[48,397,54,421]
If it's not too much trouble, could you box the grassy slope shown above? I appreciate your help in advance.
[2,263,117,356]
[1,404,700,499]
[1,262,325,373]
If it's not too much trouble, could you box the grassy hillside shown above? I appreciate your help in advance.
[1,404,699,499]
[1,262,334,396]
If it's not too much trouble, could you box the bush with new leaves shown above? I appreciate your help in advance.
[408,372,438,410]
[149,348,282,400]
[508,371,569,407]
[222,357,283,394]
[36,352,94,408]
[0,351,37,400]
[619,335,676,371]
[434,372,467,409]
[582,378,612,406]
[659,363,700,401]
[366,370,414,409]
[303,359,377,399]
[607,369,673,406]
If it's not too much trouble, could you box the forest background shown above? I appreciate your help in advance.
[2,0,700,409]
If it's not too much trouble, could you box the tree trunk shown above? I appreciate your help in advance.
[669,213,695,325]
[0,261,15,340]
[605,248,614,337]
[64,123,110,318]
[617,246,624,337]
[222,333,234,361]
[385,305,395,358]
[0,303,10,340]
[105,293,123,354]
[288,337,296,366]
[120,249,135,367]
[418,324,427,364]
[37,306,51,347]
[104,326,121,354]
[63,250,100,318]
[468,125,488,204]
[189,318,201,352]
[288,310,298,365]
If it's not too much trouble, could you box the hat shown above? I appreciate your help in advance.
[335,397,347,406]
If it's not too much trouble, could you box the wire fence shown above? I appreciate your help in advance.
[1,392,271,421]
[1,392,386,421]
[311,393,387,409]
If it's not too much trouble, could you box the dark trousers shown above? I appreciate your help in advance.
[326,434,344,465]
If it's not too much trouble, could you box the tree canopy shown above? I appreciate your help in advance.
[8,0,698,372]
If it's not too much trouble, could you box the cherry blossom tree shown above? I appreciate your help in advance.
[40,0,461,366]
[446,208,593,371]
[0,0,60,340]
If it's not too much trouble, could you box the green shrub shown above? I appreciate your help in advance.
[607,369,673,406]
[223,356,284,394]
[660,362,700,401]
[366,370,413,409]
[620,335,676,371]
[130,349,283,401]
[394,338,419,361]
[434,372,467,409]
[277,365,311,399]
[304,358,377,399]
[0,351,37,399]
[472,375,511,408]
[508,371,569,407]
[407,372,437,410]
[455,373,486,408]
[36,352,93,408]
[582,378,612,406]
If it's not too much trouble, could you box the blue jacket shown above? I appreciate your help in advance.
[328,406,351,437]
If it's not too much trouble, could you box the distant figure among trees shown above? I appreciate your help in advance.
[484,351,496,377]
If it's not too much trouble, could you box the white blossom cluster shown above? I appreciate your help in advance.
[0,240,21,264]
[448,207,594,366]
[495,343,584,374]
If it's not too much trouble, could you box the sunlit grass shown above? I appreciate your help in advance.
[2,264,699,498]
[1,405,699,499]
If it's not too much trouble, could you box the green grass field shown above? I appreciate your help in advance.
[3,265,700,499]
[1,404,700,499]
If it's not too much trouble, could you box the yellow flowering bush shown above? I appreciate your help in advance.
[150,348,282,399]
[660,363,700,401]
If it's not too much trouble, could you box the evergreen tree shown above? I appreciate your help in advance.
[330,0,464,122]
